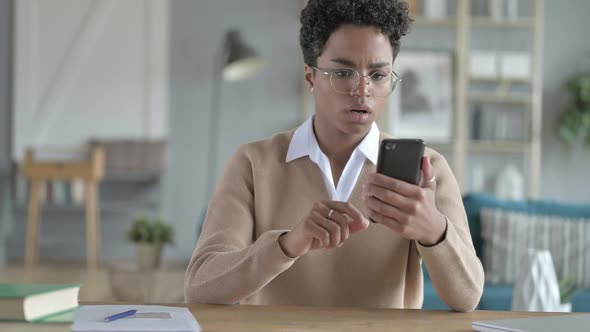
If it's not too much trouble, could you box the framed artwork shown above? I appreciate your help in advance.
[388,51,453,143]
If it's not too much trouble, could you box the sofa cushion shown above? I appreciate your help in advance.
[463,193,590,258]
[481,207,590,288]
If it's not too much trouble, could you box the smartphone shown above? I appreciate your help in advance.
[376,138,425,185]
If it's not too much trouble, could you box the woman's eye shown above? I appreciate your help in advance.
[334,70,354,78]
[371,73,388,81]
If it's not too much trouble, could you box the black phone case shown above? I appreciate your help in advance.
[376,139,425,185]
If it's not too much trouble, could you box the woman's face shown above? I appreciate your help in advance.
[306,24,394,136]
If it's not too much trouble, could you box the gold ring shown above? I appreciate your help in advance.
[327,209,334,219]
[427,176,436,183]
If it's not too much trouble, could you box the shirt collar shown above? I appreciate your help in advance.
[285,116,313,162]
[357,121,380,165]
[286,116,380,165]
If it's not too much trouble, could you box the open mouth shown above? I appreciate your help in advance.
[350,110,370,115]
[348,109,371,123]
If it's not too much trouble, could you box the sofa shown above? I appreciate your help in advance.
[422,193,590,312]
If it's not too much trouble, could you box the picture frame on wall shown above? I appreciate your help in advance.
[388,51,453,143]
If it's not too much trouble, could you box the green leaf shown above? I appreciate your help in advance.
[127,216,174,244]
[558,277,585,304]
[559,126,576,145]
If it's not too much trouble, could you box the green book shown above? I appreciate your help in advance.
[0,283,80,322]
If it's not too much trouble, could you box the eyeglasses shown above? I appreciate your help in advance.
[310,66,401,97]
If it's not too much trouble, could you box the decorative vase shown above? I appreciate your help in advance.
[136,243,163,270]
[471,162,486,192]
[511,249,561,311]
[558,302,572,312]
[495,164,524,200]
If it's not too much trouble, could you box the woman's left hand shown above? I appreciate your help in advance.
[362,156,447,246]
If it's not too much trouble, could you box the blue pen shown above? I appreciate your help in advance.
[104,309,137,322]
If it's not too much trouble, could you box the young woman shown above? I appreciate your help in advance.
[185,0,484,312]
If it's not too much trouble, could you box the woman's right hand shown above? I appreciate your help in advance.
[278,201,370,258]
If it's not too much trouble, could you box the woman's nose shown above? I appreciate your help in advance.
[352,76,371,97]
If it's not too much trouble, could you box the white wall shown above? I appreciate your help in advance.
[540,0,590,203]
[6,0,170,262]
[0,0,14,266]
[12,0,168,161]
[0,0,12,169]
[163,0,303,258]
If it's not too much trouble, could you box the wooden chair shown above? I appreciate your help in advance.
[23,146,105,269]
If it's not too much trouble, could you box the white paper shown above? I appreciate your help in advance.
[72,305,201,332]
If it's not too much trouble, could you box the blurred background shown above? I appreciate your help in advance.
[0,0,589,311]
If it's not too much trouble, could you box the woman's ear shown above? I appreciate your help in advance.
[304,64,315,93]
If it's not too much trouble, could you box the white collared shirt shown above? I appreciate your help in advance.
[286,116,379,201]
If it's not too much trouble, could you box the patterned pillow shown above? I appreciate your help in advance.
[481,207,590,288]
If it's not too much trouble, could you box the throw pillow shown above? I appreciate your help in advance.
[481,207,590,288]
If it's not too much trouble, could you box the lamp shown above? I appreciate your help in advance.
[222,30,264,81]
[206,29,263,199]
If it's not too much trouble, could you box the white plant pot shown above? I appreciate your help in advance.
[136,243,164,270]
[557,302,572,312]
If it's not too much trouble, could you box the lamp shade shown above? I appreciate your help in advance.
[222,30,263,81]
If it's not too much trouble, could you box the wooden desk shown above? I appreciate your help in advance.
[1,304,569,332]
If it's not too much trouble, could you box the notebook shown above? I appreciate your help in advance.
[0,283,80,322]
[72,305,201,332]
[472,314,590,332]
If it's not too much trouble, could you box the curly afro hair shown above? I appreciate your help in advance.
[300,0,412,66]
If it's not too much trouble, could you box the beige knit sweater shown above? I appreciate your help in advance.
[184,130,484,312]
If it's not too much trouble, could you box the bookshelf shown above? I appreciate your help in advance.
[405,0,544,199]
[470,17,534,28]
[412,16,456,26]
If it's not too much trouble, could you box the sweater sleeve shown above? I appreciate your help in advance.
[416,152,485,312]
[184,145,298,304]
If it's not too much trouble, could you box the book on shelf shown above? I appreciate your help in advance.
[0,283,80,322]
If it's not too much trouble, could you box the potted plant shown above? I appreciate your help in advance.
[558,277,581,312]
[127,216,173,269]
[558,73,590,149]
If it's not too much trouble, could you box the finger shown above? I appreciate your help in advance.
[365,196,408,225]
[316,203,350,243]
[349,217,370,234]
[419,156,437,190]
[366,208,404,233]
[307,221,330,248]
[329,210,350,244]
[365,183,415,213]
[361,193,375,223]
[368,172,422,198]
[325,201,368,234]
[325,201,363,222]
[312,211,341,248]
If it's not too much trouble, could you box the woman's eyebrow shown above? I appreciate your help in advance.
[330,58,357,67]
[329,58,391,69]
[369,61,391,69]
